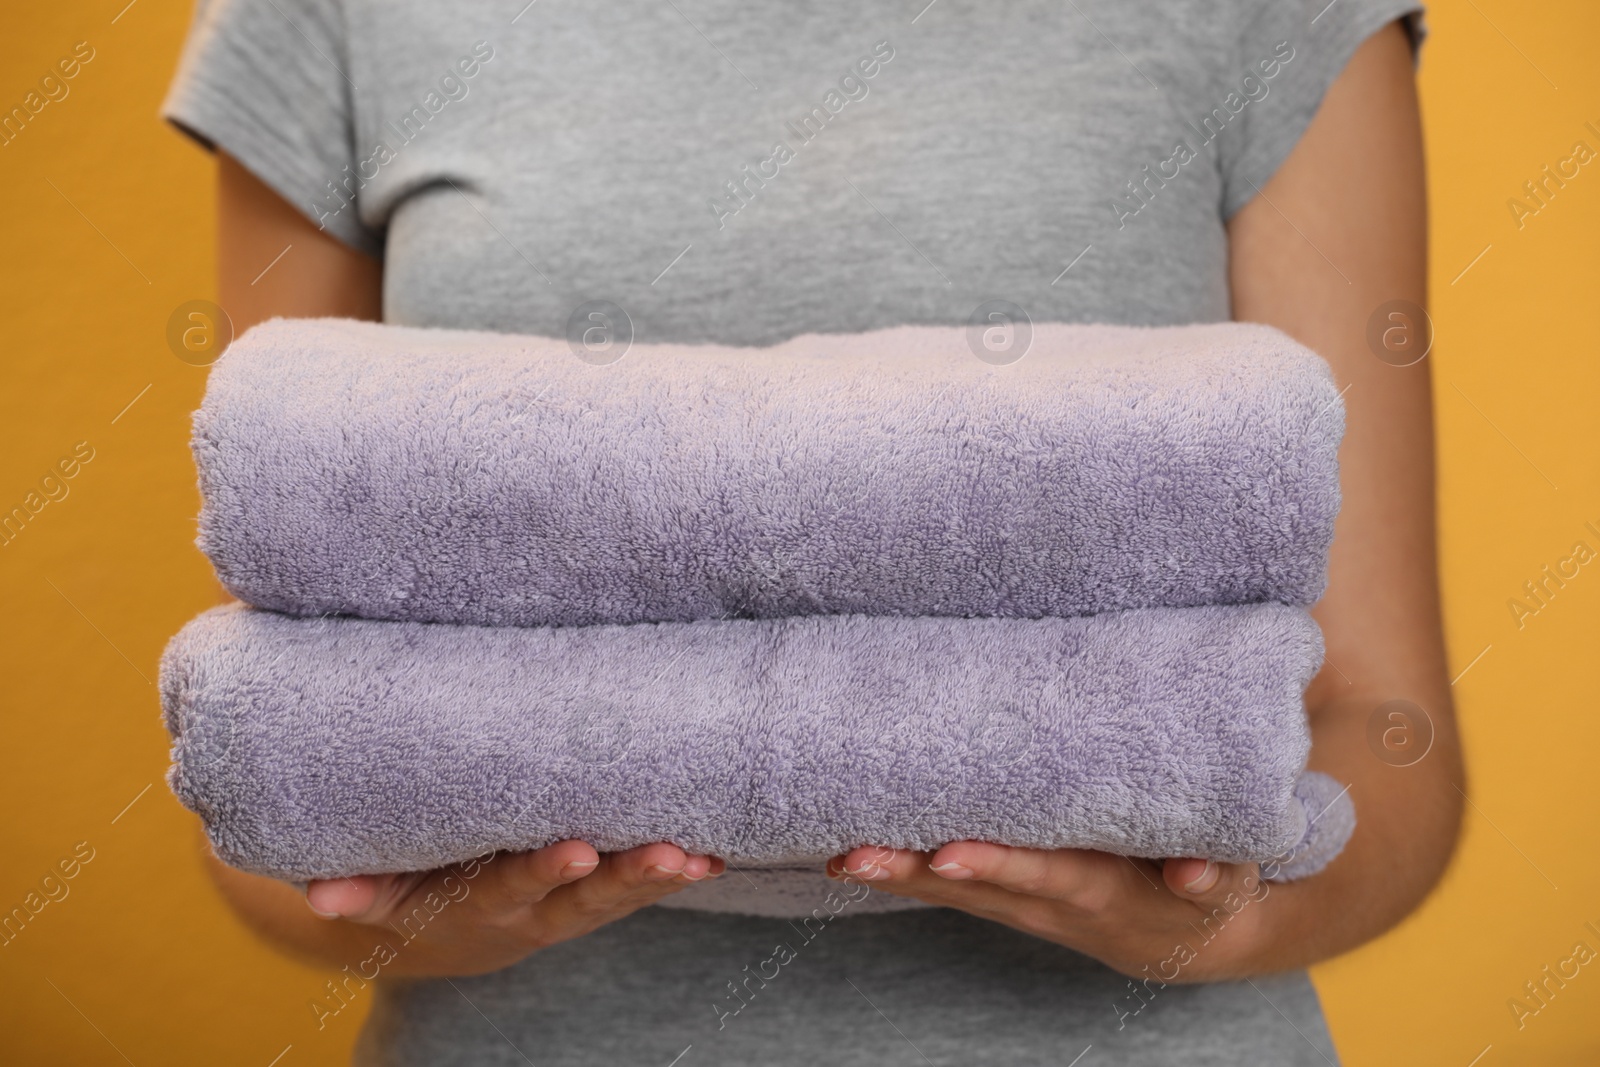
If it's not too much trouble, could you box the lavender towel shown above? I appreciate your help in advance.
[191,318,1343,628]
[159,602,1353,887]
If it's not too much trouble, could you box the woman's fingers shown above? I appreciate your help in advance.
[303,839,704,928]
[823,845,1273,981]
[835,843,1254,911]
[304,875,375,919]
[829,846,1021,909]
[532,844,716,934]
[1161,857,1265,907]
[940,843,1184,915]
[828,847,1064,932]
[486,840,602,908]
[929,842,1120,903]
[295,843,726,974]
[829,847,903,888]
[305,870,429,922]
[835,842,1139,910]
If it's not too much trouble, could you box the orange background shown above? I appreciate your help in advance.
[2,1,1596,1063]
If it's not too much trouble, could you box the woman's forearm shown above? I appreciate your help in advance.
[1243,687,1463,973]
[1222,20,1461,972]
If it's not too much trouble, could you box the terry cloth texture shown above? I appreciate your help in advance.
[190,317,1343,628]
[159,602,1352,885]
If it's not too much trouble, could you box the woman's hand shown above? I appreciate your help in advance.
[298,841,722,977]
[828,844,1272,983]
[204,838,721,979]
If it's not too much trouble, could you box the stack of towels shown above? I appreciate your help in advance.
[160,318,1355,917]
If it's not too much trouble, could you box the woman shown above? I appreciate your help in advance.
[164,0,1461,1062]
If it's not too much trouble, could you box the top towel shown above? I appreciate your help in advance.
[193,318,1343,628]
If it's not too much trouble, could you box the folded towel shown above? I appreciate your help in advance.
[191,318,1343,628]
[160,602,1352,898]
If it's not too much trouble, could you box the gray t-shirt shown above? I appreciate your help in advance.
[164,1,1421,1062]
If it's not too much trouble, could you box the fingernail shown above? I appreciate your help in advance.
[306,900,342,919]
[560,860,598,879]
[930,862,973,879]
[1183,859,1219,894]
[647,863,686,881]
[847,864,891,881]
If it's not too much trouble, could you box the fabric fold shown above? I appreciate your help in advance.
[190,318,1343,629]
[160,601,1345,885]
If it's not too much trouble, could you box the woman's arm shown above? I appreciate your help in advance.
[205,153,723,976]
[216,152,383,330]
[829,21,1463,978]
[1226,16,1462,964]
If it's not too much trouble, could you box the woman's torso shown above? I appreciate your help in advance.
[332,0,1242,342]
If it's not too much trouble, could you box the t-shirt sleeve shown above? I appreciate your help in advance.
[160,0,383,257]
[1218,0,1426,220]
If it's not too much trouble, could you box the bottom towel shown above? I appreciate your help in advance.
[160,603,1354,915]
